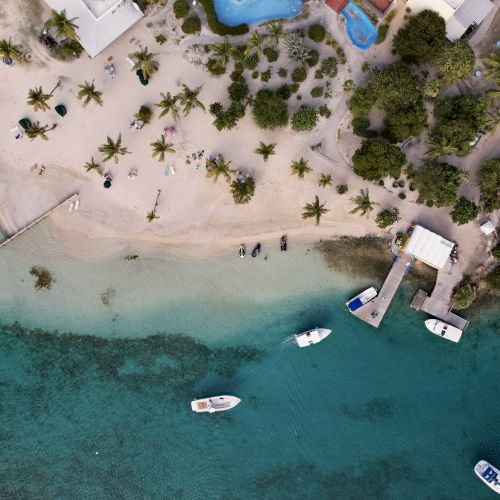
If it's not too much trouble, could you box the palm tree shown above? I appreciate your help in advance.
[206,154,235,182]
[268,21,284,47]
[254,142,276,162]
[209,36,233,68]
[47,9,79,41]
[146,189,161,222]
[83,157,103,175]
[484,100,500,132]
[98,134,129,164]
[178,84,205,116]
[290,158,313,179]
[156,92,180,121]
[0,37,23,63]
[350,189,377,218]
[128,46,159,80]
[25,122,50,141]
[483,52,500,85]
[486,88,500,99]
[151,136,175,162]
[27,87,52,112]
[77,80,103,107]
[244,31,263,56]
[283,33,310,66]
[302,196,329,225]
[426,137,458,159]
[318,173,333,188]
[134,105,153,125]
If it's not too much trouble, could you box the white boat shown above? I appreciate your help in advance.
[425,319,463,343]
[346,287,378,313]
[474,460,500,494]
[191,395,241,413]
[295,328,331,348]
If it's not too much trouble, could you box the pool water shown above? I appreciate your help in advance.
[341,1,378,51]
[213,0,304,27]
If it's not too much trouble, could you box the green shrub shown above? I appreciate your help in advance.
[228,81,249,102]
[231,176,255,204]
[450,197,479,225]
[307,49,320,67]
[206,58,226,76]
[492,246,500,259]
[251,70,259,79]
[385,9,397,23]
[231,45,246,60]
[362,61,370,72]
[198,0,249,36]
[252,89,289,129]
[320,57,337,77]
[314,70,323,79]
[399,192,406,199]
[376,208,400,229]
[453,285,476,310]
[260,69,271,82]
[352,116,377,138]
[173,0,190,18]
[181,16,201,34]
[352,139,406,180]
[343,79,355,92]
[308,24,326,43]
[289,83,300,93]
[230,69,245,82]
[336,184,348,194]
[433,40,475,84]
[244,53,260,70]
[211,102,246,130]
[376,24,389,44]
[319,105,331,118]
[155,34,167,45]
[347,87,376,117]
[277,84,293,100]
[311,86,324,98]
[278,67,288,78]
[291,106,318,132]
[263,47,279,62]
[485,266,500,290]
[478,158,500,213]
[292,66,307,83]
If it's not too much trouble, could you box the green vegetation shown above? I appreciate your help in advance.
[47,9,79,41]
[77,80,103,107]
[146,190,162,222]
[411,162,465,207]
[423,79,443,98]
[384,101,427,143]
[302,196,329,225]
[434,41,475,84]
[478,158,500,213]
[155,34,167,45]
[231,176,255,204]
[263,47,279,62]
[173,0,190,18]
[311,86,324,98]
[206,57,226,76]
[352,139,406,181]
[83,157,102,176]
[30,266,55,290]
[492,246,500,259]
[431,95,486,157]
[128,46,159,80]
[319,173,333,188]
[308,24,326,43]
[375,208,400,229]
[156,92,180,121]
[376,24,389,45]
[284,33,310,66]
[307,49,320,67]
[244,52,260,70]
[228,80,249,102]
[352,116,377,138]
[350,189,376,218]
[182,16,201,34]
[484,266,500,290]
[319,57,337,78]
[151,136,175,162]
[452,284,476,310]
[178,84,205,116]
[206,155,234,182]
[254,142,277,162]
[278,68,288,78]
[0,37,23,63]
[290,158,313,179]
[252,89,289,129]
[198,0,249,35]
[393,10,446,64]
[450,197,479,225]
[291,106,318,132]
[27,86,52,112]
[209,101,245,130]
[291,66,307,83]
[25,122,50,141]
[483,52,500,85]
[134,105,153,125]
[336,184,348,194]
[98,134,130,164]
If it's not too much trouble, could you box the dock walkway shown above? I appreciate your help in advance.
[0,193,79,249]
[352,253,413,328]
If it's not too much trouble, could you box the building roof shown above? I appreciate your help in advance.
[324,0,349,13]
[44,0,143,58]
[404,225,455,270]
[367,0,393,13]
[480,220,495,235]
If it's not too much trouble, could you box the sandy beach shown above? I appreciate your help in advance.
[0,0,498,275]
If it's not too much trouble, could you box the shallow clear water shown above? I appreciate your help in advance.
[341,1,378,51]
[213,0,304,27]
[1,224,499,499]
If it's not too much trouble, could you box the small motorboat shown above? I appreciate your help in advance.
[425,318,462,343]
[346,287,378,313]
[251,243,261,258]
[191,395,241,413]
[474,460,500,494]
[295,327,332,348]
[239,244,245,258]
[280,235,287,252]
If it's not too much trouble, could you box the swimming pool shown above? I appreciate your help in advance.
[341,1,378,51]
[213,0,304,27]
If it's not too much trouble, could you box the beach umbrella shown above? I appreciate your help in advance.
[164,127,176,138]
[55,104,67,117]
[103,180,112,189]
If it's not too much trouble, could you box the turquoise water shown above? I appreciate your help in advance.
[213,0,304,27]
[341,1,378,51]
[1,228,499,498]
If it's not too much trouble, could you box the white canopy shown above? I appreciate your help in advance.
[44,0,143,58]
[404,225,455,269]
[480,220,495,236]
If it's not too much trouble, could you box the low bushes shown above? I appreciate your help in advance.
[308,24,326,43]
[291,106,318,132]
[352,116,377,138]
[252,89,289,129]
[181,16,201,34]
[173,0,190,18]
[292,66,307,83]
[263,47,279,62]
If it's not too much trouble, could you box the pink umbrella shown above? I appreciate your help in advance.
[164,127,176,138]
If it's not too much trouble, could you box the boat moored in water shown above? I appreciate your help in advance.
[346,287,378,313]
[425,319,462,343]
[474,460,500,494]
[295,328,331,348]
[191,395,241,413]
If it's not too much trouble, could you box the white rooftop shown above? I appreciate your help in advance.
[480,220,495,235]
[404,225,455,270]
[44,0,143,58]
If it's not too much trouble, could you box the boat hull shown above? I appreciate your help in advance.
[425,319,462,343]
[346,287,377,313]
[295,328,332,348]
[475,460,500,494]
[191,395,241,413]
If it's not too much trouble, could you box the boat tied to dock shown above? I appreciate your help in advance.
[424,319,463,343]
[346,287,378,313]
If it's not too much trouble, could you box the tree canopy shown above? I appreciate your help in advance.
[352,139,406,180]
[478,158,500,213]
[291,106,318,132]
[252,89,288,129]
[375,208,400,229]
[393,10,446,64]
[433,41,475,84]
[231,176,255,204]
[412,162,465,207]
[450,197,479,225]
[383,102,427,143]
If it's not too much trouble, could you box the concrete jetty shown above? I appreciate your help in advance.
[0,193,79,249]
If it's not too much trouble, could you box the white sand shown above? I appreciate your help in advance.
[0,0,498,277]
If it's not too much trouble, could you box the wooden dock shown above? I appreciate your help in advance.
[0,193,79,249]
[352,253,413,328]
